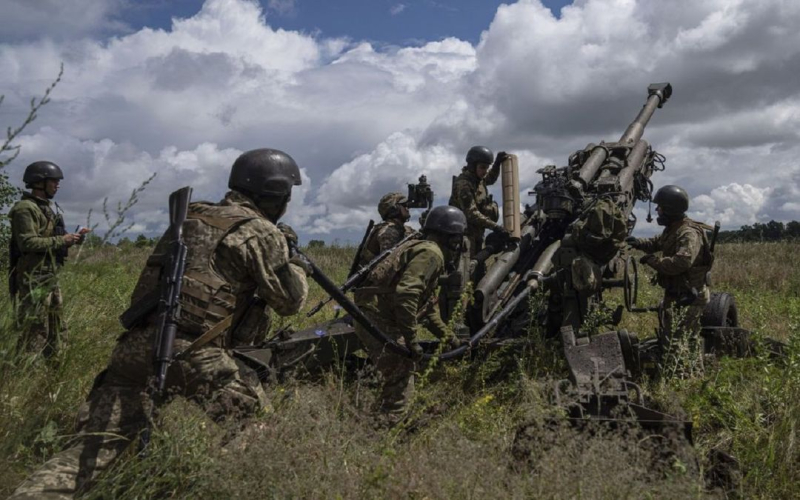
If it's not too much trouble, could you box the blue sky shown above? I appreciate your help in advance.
[122,0,572,46]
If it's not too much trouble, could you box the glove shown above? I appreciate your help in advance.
[277,223,298,248]
[289,255,312,276]
[494,151,509,166]
[492,223,510,236]
[639,254,656,266]
[625,236,641,250]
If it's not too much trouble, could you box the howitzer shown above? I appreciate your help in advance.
[141,186,192,450]
[306,230,419,317]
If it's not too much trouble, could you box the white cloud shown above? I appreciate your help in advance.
[390,4,407,16]
[267,0,298,16]
[2,0,800,241]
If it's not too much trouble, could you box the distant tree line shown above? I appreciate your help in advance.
[717,220,800,243]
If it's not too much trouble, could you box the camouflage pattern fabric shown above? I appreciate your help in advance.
[8,192,68,356]
[633,216,712,300]
[359,220,415,267]
[354,240,448,415]
[448,166,500,257]
[634,216,713,341]
[10,191,308,499]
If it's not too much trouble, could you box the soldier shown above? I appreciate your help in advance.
[358,192,416,267]
[448,146,510,257]
[10,149,310,499]
[627,185,713,347]
[353,205,466,422]
[8,161,87,357]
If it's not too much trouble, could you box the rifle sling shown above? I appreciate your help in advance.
[175,314,234,360]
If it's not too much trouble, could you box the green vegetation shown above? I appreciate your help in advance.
[0,241,798,498]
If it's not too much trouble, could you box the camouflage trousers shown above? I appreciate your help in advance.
[660,287,710,341]
[353,303,416,416]
[15,274,65,358]
[10,325,268,500]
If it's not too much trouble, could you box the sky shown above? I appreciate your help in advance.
[1,0,798,243]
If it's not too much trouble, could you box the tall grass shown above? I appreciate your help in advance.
[0,242,798,498]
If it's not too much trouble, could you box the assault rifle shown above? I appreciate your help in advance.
[347,220,375,279]
[141,186,192,450]
[306,230,419,317]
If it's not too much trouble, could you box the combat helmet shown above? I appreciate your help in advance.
[23,161,64,187]
[653,185,689,216]
[465,146,493,166]
[228,148,301,199]
[378,192,408,220]
[423,205,467,236]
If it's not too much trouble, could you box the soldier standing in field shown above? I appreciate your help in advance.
[448,146,510,257]
[11,149,310,500]
[627,185,714,350]
[353,205,466,423]
[8,161,87,357]
[358,192,416,267]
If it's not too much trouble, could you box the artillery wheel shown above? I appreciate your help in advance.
[701,292,738,328]
[623,255,639,312]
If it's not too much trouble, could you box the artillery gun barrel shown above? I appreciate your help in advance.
[578,83,671,187]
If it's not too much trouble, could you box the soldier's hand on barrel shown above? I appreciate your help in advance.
[277,222,298,247]
[625,236,641,249]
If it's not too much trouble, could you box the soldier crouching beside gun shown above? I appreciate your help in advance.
[8,161,89,358]
[353,206,467,425]
[627,185,714,357]
[10,149,310,500]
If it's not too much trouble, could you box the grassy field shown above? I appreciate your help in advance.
[0,242,798,498]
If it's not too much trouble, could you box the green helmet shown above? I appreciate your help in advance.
[423,205,467,236]
[23,161,64,187]
[465,146,493,166]
[653,185,689,216]
[378,192,408,220]
[228,148,301,199]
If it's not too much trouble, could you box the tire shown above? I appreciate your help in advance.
[701,292,738,328]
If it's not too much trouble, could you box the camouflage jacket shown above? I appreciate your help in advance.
[359,219,415,266]
[633,217,713,296]
[367,239,449,340]
[448,166,500,239]
[128,191,308,346]
[8,192,67,281]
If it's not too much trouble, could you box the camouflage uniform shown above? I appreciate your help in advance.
[8,192,68,356]
[355,239,448,415]
[358,220,416,267]
[448,165,500,257]
[11,191,308,500]
[632,217,713,340]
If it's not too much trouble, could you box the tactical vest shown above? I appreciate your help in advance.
[9,196,60,284]
[657,219,714,294]
[449,172,498,235]
[360,221,391,265]
[360,221,414,266]
[361,239,436,295]
[128,202,259,339]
